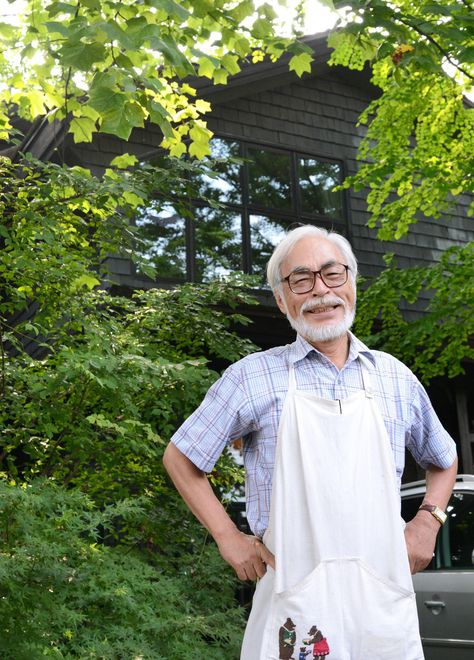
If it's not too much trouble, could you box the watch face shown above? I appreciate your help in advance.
[433,506,447,524]
[419,504,447,524]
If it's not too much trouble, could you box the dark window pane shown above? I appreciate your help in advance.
[195,207,242,282]
[298,158,343,219]
[250,215,292,282]
[136,203,186,281]
[248,148,292,211]
[190,138,242,205]
[444,492,474,569]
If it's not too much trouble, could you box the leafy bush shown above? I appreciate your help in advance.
[0,480,244,658]
[0,156,259,656]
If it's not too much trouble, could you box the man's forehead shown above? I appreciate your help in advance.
[283,237,344,268]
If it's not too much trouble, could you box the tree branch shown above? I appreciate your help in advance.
[393,10,474,82]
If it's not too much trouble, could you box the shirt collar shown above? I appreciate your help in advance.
[289,331,375,367]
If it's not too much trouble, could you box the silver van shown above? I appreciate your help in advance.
[401,474,474,659]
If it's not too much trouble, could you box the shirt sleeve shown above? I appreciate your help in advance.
[406,377,457,470]
[170,360,256,473]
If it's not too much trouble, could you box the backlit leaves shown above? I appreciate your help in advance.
[0,0,308,159]
[329,0,474,238]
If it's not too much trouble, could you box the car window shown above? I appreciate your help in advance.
[401,491,474,571]
[444,492,474,569]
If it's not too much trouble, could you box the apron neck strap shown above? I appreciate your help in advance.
[358,353,374,398]
[288,361,297,392]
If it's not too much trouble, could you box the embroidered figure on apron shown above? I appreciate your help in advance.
[303,625,330,658]
[279,618,297,659]
[241,356,424,660]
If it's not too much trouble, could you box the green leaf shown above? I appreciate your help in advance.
[458,46,474,64]
[99,20,139,50]
[100,101,146,140]
[70,274,100,291]
[149,103,172,134]
[44,21,71,37]
[81,0,102,9]
[198,56,216,79]
[89,85,123,114]
[221,54,240,76]
[252,18,273,39]
[59,40,106,70]
[189,140,211,159]
[288,52,313,77]
[212,68,228,85]
[70,116,97,143]
[230,0,254,22]
[146,0,190,21]
[191,0,216,18]
[47,2,78,17]
[150,34,195,77]
[0,22,15,39]
[110,154,138,169]
[26,90,47,116]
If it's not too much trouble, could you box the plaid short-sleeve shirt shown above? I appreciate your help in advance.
[171,332,457,538]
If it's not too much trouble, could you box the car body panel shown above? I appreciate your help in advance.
[401,475,474,660]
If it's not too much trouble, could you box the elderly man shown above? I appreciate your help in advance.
[163,225,457,659]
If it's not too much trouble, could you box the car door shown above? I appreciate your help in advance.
[402,490,474,660]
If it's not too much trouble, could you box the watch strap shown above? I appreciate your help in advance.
[418,503,447,525]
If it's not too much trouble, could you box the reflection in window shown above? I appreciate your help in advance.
[136,204,186,281]
[195,207,242,282]
[248,149,292,211]
[192,138,242,206]
[298,158,343,219]
[136,138,346,284]
[250,215,291,282]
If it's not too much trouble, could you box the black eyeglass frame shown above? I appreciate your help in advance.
[281,263,350,294]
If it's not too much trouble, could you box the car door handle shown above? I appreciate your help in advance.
[424,600,446,610]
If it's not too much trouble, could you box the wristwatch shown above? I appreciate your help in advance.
[418,503,447,525]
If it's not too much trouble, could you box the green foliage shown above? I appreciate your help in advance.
[0,479,244,658]
[0,0,310,157]
[0,152,257,655]
[354,243,474,381]
[328,0,473,378]
[328,0,474,237]
[1,280,256,500]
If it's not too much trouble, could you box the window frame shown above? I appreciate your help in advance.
[139,135,350,283]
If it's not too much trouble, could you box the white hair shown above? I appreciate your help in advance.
[266,225,358,293]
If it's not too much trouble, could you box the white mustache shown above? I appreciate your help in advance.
[300,296,345,313]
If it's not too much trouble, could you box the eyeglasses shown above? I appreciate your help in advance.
[281,263,350,294]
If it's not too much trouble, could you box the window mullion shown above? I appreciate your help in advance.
[241,143,251,273]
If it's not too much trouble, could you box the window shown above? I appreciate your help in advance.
[137,137,346,284]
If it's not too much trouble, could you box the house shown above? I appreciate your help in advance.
[5,33,473,477]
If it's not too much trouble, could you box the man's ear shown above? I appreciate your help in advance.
[274,289,288,315]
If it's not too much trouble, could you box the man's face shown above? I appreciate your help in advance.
[275,236,356,344]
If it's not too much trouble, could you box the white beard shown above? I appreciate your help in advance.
[285,295,356,343]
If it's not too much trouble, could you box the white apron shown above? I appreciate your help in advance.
[241,356,423,660]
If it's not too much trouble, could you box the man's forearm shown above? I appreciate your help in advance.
[162,442,274,579]
[162,442,238,541]
[421,458,458,511]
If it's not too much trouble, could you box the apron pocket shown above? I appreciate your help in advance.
[261,559,421,660]
[351,559,422,660]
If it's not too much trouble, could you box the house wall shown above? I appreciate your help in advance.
[67,69,472,323]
